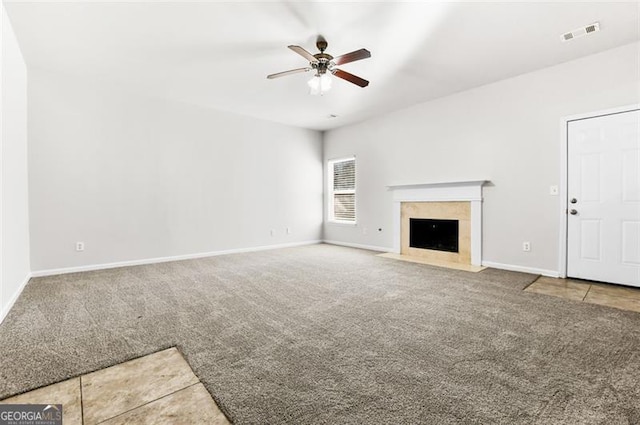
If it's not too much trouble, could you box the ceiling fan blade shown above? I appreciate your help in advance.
[331,48,371,66]
[288,45,319,64]
[332,69,369,88]
[267,67,311,79]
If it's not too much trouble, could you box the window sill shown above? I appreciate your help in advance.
[326,220,357,227]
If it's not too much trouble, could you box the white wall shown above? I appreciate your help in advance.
[324,42,640,275]
[1,2,30,321]
[29,69,323,272]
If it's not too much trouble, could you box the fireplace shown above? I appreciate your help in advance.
[410,218,459,253]
[387,180,488,266]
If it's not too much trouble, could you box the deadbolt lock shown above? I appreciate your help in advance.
[570,198,577,204]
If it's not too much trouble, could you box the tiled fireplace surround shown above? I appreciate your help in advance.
[388,181,488,266]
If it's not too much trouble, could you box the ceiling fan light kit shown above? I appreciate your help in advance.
[267,35,371,95]
[308,73,332,96]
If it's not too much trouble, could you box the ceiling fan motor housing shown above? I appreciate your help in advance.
[312,54,333,75]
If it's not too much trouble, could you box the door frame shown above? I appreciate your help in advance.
[558,104,640,278]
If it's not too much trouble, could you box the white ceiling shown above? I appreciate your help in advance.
[4,1,639,130]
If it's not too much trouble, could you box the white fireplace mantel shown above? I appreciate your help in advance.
[387,180,489,265]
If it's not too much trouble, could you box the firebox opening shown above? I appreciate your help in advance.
[409,218,459,253]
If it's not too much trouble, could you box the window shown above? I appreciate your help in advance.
[328,157,356,223]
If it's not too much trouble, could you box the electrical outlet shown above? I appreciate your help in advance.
[549,185,559,195]
[76,241,85,252]
[286,227,291,235]
[270,229,276,237]
[522,241,531,252]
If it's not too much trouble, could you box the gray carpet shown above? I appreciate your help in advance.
[1,244,639,424]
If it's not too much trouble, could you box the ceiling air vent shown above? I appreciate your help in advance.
[562,22,600,42]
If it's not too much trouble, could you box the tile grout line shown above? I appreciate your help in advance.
[93,381,201,425]
[522,276,541,292]
[80,376,85,425]
[582,284,592,302]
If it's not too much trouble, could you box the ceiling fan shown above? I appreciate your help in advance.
[267,35,371,95]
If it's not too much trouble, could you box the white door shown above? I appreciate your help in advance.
[567,109,640,287]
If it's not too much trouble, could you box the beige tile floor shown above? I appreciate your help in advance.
[525,276,640,313]
[0,347,230,425]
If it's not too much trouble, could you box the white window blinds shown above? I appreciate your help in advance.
[329,158,356,222]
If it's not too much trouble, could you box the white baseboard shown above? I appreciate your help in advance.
[31,240,322,278]
[0,273,32,325]
[481,261,559,277]
[322,240,392,253]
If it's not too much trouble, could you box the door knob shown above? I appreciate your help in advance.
[570,209,578,215]
[570,198,577,204]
